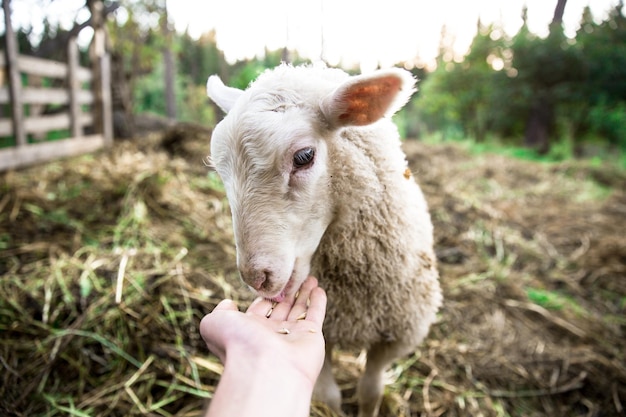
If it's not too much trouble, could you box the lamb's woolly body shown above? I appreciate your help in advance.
[312,121,441,349]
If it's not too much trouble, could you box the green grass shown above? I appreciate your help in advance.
[420,133,626,169]
[526,287,587,317]
[526,288,567,310]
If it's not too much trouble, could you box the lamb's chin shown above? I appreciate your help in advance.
[268,290,287,303]
[263,283,289,303]
[264,269,307,302]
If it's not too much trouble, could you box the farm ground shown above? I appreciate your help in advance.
[1,123,625,416]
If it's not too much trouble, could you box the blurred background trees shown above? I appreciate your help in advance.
[410,1,626,160]
[5,0,625,162]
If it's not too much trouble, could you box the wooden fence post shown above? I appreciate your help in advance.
[2,0,26,147]
[101,52,113,145]
[88,0,113,145]
[67,37,81,138]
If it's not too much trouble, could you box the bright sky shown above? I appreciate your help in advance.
[170,0,619,71]
[4,0,620,72]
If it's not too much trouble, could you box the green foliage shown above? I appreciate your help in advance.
[229,60,268,90]
[227,48,308,90]
[412,22,522,143]
[177,30,225,86]
[132,58,215,125]
[133,59,169,115]
[411,3,626,161]
[587,99,626,148]
[108,1,166,76]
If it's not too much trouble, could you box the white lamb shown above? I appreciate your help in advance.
[206,64,442,417]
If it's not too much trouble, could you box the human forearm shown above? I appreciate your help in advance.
[206,350,314,417]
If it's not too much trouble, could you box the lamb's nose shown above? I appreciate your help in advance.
[240,268,272,291]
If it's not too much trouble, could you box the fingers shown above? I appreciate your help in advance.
[287,276,319,322]
[240,276,326,326]
[246,296,274,317]
[270,276,318,322]
[303,286,327,327]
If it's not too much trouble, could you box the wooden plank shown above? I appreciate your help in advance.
[24,113,70,133]
[0,134,106,171]
[3,0,26,146]
[77,89,94,103]
[22,87,69,104]
[0,54,92,82]
[17,55,68,79]
[76,66,92,82]
[0,112,91,136]
[0,87,92,105]
[0,87,9,103]
[28,87,92,104]
[0,118,12,136]
[80,113,93,126]
[23,112,91,133]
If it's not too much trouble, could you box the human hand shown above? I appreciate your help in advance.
[200,276,327,387]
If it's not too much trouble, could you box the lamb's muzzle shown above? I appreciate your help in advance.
[238,263,270,291]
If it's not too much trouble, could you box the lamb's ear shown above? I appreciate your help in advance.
[207,75,244,114]
[320,68,416,128]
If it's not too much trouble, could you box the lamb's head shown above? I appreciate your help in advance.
[206,65,415,301]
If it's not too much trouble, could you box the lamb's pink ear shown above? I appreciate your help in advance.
[320,68,416,129]
[207,75,244,114]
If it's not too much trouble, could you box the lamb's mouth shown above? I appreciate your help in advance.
[265,271,297,303]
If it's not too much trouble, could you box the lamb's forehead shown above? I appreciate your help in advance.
[241,65,350,112]
[211,101,316,176]
[214,66,344,146]
[211,65,350,171]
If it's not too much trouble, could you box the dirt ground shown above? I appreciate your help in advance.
[1,123,624,417]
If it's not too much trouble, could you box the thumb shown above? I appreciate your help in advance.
[200,300,239,361]
[212,299,239,313]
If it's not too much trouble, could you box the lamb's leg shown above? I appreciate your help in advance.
[313,344,342,414]
[357,342,411,417]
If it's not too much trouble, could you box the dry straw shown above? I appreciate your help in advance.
[1,124,624,416]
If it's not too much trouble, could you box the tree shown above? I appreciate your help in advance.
[413,21,509,142]
[519,0,578,153]
[575,1,626,148]
[177,29,227,86]
[161,3,175,121]
[107,0,171,135]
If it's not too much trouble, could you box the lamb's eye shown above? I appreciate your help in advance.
[293,147,315,169]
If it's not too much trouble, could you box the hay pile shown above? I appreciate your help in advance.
[1,125,624,416]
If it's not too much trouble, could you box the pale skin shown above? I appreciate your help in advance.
[200,276,328,417]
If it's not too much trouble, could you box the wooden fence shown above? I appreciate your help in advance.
[0,7,112,172]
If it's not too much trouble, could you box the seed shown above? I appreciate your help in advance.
[277,328,290,334]
[296,311,307,320]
